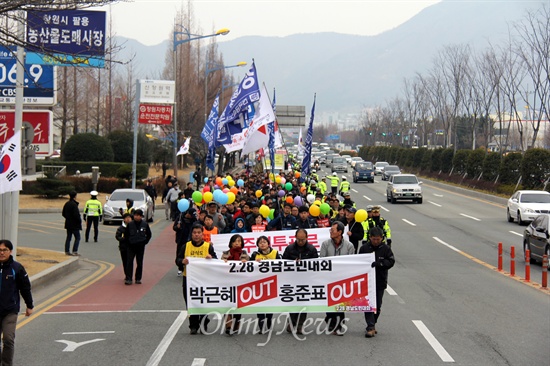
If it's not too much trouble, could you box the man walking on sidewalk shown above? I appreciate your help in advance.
[62,191,82,256]
[125,209,152,285]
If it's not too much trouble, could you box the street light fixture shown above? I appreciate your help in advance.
[172,26,229,179]
[204,60,247,122]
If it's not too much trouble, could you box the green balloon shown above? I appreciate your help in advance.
[192,191,203,203]
[269,209,275,220]
[285,182,292,191]
[320,203,331,215]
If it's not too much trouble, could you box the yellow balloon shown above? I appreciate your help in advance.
[309,204,320,217]
[275,176,281,184]
[255,190,263,198]
[203,191,213,203]
[259,204,270,218]
[269,173,275,181]
[355,209,368,223]
[227,192,236,204]
[314,200,322,206]
[228,179,235,187]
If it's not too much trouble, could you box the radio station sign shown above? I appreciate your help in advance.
[138,104,173,125]
[0,46,56,105]
[0,110,53,156]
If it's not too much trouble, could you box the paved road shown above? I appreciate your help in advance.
[14,168,550,366]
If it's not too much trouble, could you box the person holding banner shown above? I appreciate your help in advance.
[320,221,356,336]
[359,227,395,338]
[250,236,281,334]
[221,234,250,335]
[267,202,297,231]
[176,223,218,335]
[282,229,319,334]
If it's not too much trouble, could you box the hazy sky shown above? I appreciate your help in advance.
[102,0,441,45]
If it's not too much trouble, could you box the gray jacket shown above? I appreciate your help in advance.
[320,237,356,257]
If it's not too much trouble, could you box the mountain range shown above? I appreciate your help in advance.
[115,0,545,117]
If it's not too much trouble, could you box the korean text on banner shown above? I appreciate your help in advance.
[210,228,330,259]
[186,254,377,315]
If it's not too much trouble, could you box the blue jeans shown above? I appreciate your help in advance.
[64,229,81,253]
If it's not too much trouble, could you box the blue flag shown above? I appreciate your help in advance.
[301,94,316,177]
[201,94,219,172]
[268,88,276,172]
[216,62,260,145]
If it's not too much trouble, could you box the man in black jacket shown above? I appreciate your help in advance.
[0,240,33,366]
[125,209,152,285]
[62,191,82,256]
[115,213,133,282]
[282,228,318,334]
[345,205,364,253]
[359,227,395,338]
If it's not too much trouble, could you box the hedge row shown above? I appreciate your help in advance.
[358,146,550,193]
[36,161,149,179]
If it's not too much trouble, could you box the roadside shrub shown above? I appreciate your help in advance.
[465,148,485,178]
[35,177,75,198]
[420,148,432,171]
[440,148,454,173]
[521,148,550,189]
[499,152,523,185]
[116,165,133,180]
[452,150,470,175]
[63,133,114,162]
[482,152,501,182]
[430,149,443,172]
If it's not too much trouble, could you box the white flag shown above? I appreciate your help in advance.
[176,137,191,156]
[241,84,275,155]
[0,130,22,195]
[298,128,305,153]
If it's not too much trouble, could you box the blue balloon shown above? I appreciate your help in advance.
[213,189,223,202]
[177,199,190,212]
[237,179,244,187]
[222,178,228,185]
[204,177,208,183]
[218,193,229,205]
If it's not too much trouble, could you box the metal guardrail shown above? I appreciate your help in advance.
[42,165,66,178]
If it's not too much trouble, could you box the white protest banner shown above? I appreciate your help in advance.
[187,254,377,315]
[210,228,330,259]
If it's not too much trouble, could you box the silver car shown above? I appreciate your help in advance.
[332,157,348,173]
[103,188,154,224]
[386,174,423,204]
[374,161,389,175]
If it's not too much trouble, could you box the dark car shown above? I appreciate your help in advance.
[382,165,401,181]
[353,161,374,183]
[523,214,550,269]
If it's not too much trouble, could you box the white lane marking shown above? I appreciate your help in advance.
[380,205,389,212]
[56,339,105,352]
[191,359,207,366]
[352,189,358,193]
[429,201,442,207]
[363,195,372,201]
[433,237,461,252]
[62,331,115,335]
[386,285,405,304]
[402,219,417,226]
[434,194,444,197]
[412,320,455,362]
[147,311,187,366]
[460,213,481,221]
[509,231,523,237]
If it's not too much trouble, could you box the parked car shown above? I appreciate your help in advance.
[103,188,154,225]
[523,214,550,269]
[332,157,348,173]
[382,165,401,181]
[386,174,423,204]
[350,157,363,168]
[374,161,389,175]
[507,190,550,225]
[353,161,374,183]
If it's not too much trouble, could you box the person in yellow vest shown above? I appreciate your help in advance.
[202,215,218,243]
[319,177,327,194]
[176,223,217,335]
[84,190,103,242]
[328,172,340,194]
[339,176,350,195]
[250,235,281,334]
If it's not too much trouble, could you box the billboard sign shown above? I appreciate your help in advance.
[26,10,106,66]
[138,104,173,125]
[0,110,53,157]
[0,46,56,105]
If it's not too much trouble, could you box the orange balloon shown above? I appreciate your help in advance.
[300,186,306,193]
[286,196,294,204]
[215,177,223,186]
[255,190,263,198]
[230,187,238,195]
[309,204,320,217]
[295,171,301,178]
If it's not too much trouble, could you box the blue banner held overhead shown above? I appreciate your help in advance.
[301,94,316,177]
[216,61,260,146]
[201,94,220,149]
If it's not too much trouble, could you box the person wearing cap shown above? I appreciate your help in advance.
[310,169,319,183]
[62,191,82,256]
[341,191,356,208]
[328,172,340,194]
[307,180,317,195]
[318,177,327,194]
[118,198,135,217]
[207,201,226,233]
[296,206,318,229]
[365,206,392,247]
[362,205,374,241]
[320,221,355,335]
[359,227,395,338]
[344,205,364,252]
[339,176,350,196]
[84,190,102,243]
[125,209,152,285]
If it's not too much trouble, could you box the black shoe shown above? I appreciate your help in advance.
[135,280,142,284]
[85,240,89,243]
[365,329,376,338]
[94,239,98,242]
[190,328,198,335]
[124,280,132,285]
[72,252,80,256]
[65,252,72,256]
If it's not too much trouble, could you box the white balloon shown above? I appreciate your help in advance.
[307,194,315,204]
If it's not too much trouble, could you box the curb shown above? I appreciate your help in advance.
[29,256,80,290]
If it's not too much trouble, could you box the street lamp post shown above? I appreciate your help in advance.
[204,60,247,123]
[172,26,229,180]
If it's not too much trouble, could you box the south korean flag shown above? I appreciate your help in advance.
[0,130,22,195]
